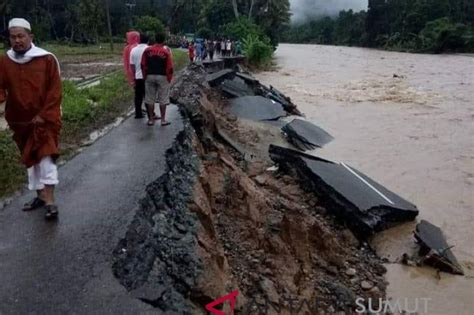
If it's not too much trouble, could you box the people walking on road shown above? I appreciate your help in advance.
[141,31,174,127]
[123,31,140,87]
[129,33,149,119]
[0,18,62,220]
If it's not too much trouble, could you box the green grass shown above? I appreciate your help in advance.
[0,130,25,197]
[61,72,133,141]
[44,43,122,57]
[172,49,188,73]
[43,43,187,65]
[42,43,122,63]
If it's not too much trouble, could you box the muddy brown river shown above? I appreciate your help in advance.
[257,44,474,315]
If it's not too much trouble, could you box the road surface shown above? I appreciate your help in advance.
[0,106,183,313]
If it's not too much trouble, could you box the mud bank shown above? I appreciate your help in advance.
[113,65,391,314]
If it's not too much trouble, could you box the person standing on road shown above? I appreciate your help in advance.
[221,39,226,57]
[141,31,174,127]
[201,39,207,61]
[188,41,195,63]
[226,40,232,57]
[0,18,62,220]
[216,39,221,57]
[235,40,242,55]
[195,40,202,62]
[208,40,215,61]
[129,33,149,119]
[123,31,140,87]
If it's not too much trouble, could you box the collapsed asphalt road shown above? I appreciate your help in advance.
[0,64,415,314]
[0,107,183,313]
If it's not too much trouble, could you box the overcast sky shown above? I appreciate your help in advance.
[290,0,368,23]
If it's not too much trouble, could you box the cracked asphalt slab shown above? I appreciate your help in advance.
[0,105,183,314]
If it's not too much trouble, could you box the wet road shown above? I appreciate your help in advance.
[0,106,183,313]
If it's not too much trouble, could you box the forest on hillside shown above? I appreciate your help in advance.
[284,0,474,53]
[0,0,290,46]
[2,0,472,53]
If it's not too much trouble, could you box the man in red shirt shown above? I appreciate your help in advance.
[141,31,174,126]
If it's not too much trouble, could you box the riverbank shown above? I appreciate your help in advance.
[257,43,474,315]
[109,64,390,314]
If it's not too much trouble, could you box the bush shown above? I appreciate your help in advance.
[420,18,469,53]
[242,34,273,69]
[134,16,165,35]
[0,130,25,198]
[222,18,273,69]
[197,27,213,40]
[222,18,267,42]
[62,81,91,124]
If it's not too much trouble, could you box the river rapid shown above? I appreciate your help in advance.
[257,44,474,315]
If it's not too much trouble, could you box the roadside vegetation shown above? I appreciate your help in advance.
[222,18,274,69]
[44,43,122,63]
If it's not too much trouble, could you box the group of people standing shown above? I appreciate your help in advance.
[188,39,241,63]
[123,30,174,127]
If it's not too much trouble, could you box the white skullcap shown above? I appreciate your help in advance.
[8,18,31,31]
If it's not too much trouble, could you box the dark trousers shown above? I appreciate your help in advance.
[134,79,145,117]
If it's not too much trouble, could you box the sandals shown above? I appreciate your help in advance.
[22,198,59,220]
[44,205,59,220]
[147,120,155,126]
[161,121,171,126]
[22,197,45,211]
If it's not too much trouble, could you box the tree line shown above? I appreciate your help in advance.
[283,0,474,53]
[0,0,290,46]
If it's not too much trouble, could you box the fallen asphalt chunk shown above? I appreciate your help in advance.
[221,55,246,68]
[414,220,464,275]
[266,86,297,113]
[221,77,255,98]
[206,69,234,87]
[235,72,259,85]
[269,145,419,238]
[202,59,225,72]
[253,84,302,116]
[282,119,334,151]
[229,96,287,121]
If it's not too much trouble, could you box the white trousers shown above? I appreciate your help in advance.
[27,156,59,191]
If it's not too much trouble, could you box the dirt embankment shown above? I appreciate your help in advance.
[113,65,388,314]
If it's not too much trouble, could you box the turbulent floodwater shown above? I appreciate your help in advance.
[257,44,474,315]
